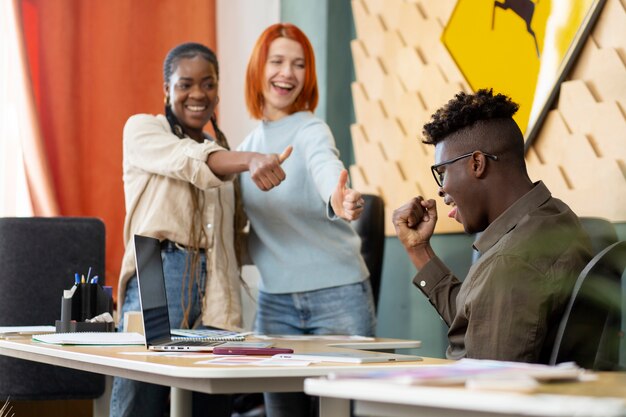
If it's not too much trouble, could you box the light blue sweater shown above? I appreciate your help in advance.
[238,111,369,294]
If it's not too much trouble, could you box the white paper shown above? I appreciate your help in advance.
[0,325,56,335]
[195,356,313,366]
[255,334,374,341]
[32,332,145,345]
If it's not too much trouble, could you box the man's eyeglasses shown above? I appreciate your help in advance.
[430,151,498,187]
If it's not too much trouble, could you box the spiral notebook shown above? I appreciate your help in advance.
[171,328,250,341]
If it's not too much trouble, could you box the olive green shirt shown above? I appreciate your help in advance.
[413,181,592,363]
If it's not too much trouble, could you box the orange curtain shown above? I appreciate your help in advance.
[19,0,217,302]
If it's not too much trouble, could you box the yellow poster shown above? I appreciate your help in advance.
[443,0,601,140]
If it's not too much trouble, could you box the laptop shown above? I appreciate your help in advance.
[133,234,226,351]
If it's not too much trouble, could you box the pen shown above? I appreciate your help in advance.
[81,275,85,284]
[87,266,92,281]
[74,273,80,285]
[90,276,99,284]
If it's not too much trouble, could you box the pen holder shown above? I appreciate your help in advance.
[56,283,114,332]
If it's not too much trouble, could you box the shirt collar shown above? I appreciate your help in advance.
[473,181,552,254]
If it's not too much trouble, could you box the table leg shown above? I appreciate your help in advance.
[319,396,350,417]
[93,375,112,417]
[171,387,192,417]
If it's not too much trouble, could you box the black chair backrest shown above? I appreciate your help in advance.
[549,240,626,370]
[352,194,385,309]
[579,217,618,256]
[0,217,106,400]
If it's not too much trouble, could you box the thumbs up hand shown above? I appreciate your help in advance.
[249,145,293,191]
[330,169,365,221]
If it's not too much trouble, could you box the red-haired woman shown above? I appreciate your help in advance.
[238,24,376,417]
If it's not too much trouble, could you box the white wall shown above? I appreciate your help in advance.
[216,0,280,148]
[216,0,280,329]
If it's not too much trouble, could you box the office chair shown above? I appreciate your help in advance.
[352,194,385,310]
[549,240,626,370]
[579,217,619,256]
[0,217,106,400]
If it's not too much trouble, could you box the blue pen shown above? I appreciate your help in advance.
[74,273,80,285]
[90,276,99,284]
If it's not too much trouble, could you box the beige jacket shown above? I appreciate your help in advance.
[117,114,242,330]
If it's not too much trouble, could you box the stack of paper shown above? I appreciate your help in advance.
[0,325,56,339]
[32,332,145,345]
[328,358,582,386]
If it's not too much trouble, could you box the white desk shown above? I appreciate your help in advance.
[0,337,430,417]
[305,371,626,417]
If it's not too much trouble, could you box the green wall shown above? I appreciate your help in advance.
[281,0,355,167]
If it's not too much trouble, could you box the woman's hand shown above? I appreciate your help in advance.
[330,170,365,221]
[248,146,292,191]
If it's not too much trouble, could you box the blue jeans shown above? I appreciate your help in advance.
[255,280,376,417]
[109,245,231,417]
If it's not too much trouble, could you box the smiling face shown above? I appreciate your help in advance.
[164,55,218,141]
[435,140,489,234]
[261,37,306,121]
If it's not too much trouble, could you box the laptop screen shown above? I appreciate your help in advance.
[133,234,172,345]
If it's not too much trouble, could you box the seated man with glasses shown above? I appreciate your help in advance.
[392,88,592,364]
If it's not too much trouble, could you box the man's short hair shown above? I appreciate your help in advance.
[422,88,519,145]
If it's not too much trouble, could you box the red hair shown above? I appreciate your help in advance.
[245,23,319,119]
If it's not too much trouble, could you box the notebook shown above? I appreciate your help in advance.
[171,328,249,341]
[32,332,145,346]
[133,234,226,351]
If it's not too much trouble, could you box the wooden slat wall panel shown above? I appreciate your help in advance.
[350,0,626,235]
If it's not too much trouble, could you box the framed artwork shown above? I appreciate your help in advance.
[442,0,607,150]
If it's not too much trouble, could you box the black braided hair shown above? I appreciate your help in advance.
[161,43,246,327]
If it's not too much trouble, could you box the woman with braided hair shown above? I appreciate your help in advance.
[110,42,290,417]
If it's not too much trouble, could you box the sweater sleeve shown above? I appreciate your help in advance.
[123,114,230,190]
[298,119,344,204]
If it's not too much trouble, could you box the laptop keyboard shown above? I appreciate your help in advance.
[166,340,224,347]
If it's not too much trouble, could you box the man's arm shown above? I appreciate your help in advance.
[412,256,462,327]
[392,197,461,325]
